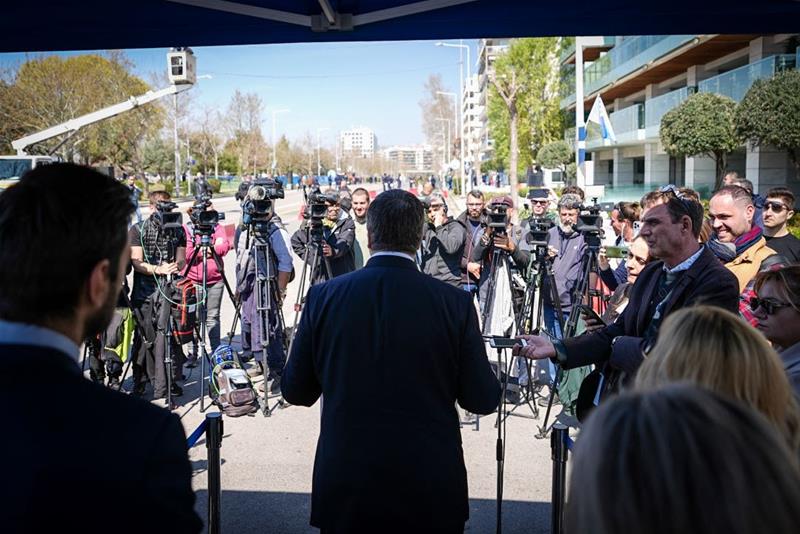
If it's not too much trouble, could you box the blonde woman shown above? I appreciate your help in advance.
[636,305,800,452]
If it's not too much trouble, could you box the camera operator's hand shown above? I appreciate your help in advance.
[467,261,482,279]
[581,310,605,333]
[155,262,179,276]
[598,246,610,271]
[512,335,556,360]
[322,243,334,257]
[493,233,515,252]
[433,210,447,227]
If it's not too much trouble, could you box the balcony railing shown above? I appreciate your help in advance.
[644,87,691,138]
[697,54,797,102]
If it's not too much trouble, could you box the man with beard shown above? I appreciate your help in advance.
[457,190,486,294]
[351,188,371,269]
[0,164,200,533]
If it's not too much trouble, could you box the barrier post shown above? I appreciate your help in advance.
[551,423,569,534]
[206,412,223,534]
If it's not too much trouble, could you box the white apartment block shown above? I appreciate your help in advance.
[382,145,434,172]
[340,126,377,157]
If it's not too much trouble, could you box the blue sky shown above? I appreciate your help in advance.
[0,40,479,147]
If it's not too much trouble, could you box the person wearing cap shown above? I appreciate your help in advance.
[421,192,467,288]
[527,188,555,223]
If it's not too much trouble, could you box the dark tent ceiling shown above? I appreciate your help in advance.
[4,0,800,53]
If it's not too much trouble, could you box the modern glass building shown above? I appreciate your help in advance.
[561,34,799,197]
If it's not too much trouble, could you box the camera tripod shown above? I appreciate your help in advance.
[536,234,605,438]
[287,222,333,355]
[182,228,240,413]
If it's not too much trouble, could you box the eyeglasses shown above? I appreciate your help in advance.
[749,296,791,315]
[764,201,789,213]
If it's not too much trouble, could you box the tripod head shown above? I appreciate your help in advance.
[576,198,604,250]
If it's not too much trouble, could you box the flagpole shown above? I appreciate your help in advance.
[575,37,586,189]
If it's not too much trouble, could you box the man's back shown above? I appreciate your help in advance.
[0,344,201,533]
[283,255,500,532]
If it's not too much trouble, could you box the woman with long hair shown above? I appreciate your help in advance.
[635,305,800,451]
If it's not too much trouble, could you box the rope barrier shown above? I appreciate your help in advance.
[186,419,208,450]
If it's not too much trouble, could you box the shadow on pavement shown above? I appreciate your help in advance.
[193,490,551,533]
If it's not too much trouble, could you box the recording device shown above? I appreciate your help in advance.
[243,178,284,234]
[153,200,182,231]
[486,204,509,236]
[526,217,554,248]
[303,185,338,243]
[190,177,224,235]
[485,336,528,349]
[576,198,604,247]
[604,245,628,259]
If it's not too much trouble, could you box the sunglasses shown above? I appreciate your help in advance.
[764,201,789,213]
[749,296,791,315]
[531,200,549,205]
[658,184,694,216]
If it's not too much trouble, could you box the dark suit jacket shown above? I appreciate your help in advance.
[282,255,501,532]
[559,247,739,374]
[0,344,201,534]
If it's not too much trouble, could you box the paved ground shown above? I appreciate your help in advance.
[111,184,558,533]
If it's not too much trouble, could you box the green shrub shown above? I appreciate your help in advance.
[207,178,222,193]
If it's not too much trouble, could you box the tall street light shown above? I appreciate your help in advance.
[317,127,329,177]
[271,108,290,173]
[436,41,471,196]
[436,117,451,172]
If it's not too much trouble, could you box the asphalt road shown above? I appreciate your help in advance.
[121,184,556,533]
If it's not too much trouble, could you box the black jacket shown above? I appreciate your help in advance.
[282,255,501,532]
[421,216,467,287]
[559,247,739,375]
[457,210,485,286]
[291,215,356,283]
[0,344,201,534]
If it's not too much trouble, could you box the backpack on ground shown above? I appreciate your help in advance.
[211,345,258,417]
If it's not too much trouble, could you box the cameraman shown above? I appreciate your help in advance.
[183,204,231,358]
[421,192,467,288]
[291,194,356,283]
[129,186,186,400]
[471,196,533,311]
[457,190,486,294]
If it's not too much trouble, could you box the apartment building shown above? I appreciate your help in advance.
[339,126,377,158]
[475,38,510,168]
[382,144,434,173]
[561,34,799,196]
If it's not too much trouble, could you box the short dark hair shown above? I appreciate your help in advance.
[467,190,484,200]
[149,190,171,204]
[617,202,642,224]
[713,185,754,207]
[352,187,370,201]
[766,186,796,210]
[0,163,133,324]
[562,185,585,201]
[666,197,704,239]
[367,190,424,255]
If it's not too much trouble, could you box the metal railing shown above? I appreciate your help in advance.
[698,54,797,102]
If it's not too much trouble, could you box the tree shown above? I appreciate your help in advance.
[537,140,574,178]
[735,69,800,180]
[225,90,265,176]
[488,38,563,208]
[418,74,455,154]
[0,53,163,167]
[660,92,740,190]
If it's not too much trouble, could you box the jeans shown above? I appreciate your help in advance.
[195,280,224,352]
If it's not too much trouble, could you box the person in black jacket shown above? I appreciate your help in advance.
[291,195,356,284]
[0,163,200,533]
[421,192,467,288]
[457,190,487,294]
[282,189,501,534]
[516,190,739,382]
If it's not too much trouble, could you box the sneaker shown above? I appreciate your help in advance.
[538,392,560,407]
[170,383,184,397]
[239,351,254,363]
[108,376,121,390]
[270,375,282,395]
[247,363,264,377]
[185,356,198,369]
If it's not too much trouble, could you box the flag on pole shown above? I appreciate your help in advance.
[586,96,616,143]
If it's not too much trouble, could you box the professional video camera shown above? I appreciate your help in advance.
[153,200,183,232]
[190,177,225,235]
[575,198,604,247]
[486,204,509,236]
[302,186,339,243]
[242,178,284,234]
[525,217,554,248]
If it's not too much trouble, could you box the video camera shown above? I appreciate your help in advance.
[242,178,284,234]
[153,200,183,230]
[190,177,225,236]
[575,197,604,247]
[486,204,509,236]
[526,217,554,248]
[302,185,338,244]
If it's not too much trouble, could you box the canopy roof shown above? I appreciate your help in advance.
[4,0,800,53]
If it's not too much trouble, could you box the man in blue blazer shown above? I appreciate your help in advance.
[0,164,201,533]
[283,189,501,534]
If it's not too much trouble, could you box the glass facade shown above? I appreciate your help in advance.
[644,87,690,138]
[698,54,797,102]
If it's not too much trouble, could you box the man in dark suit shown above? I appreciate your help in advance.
[282,189,501,534]
[516,188,739,378]
[0,164,201,533]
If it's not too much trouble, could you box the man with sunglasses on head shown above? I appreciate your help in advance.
[421,192,467,288]
[762,187,800,264]
[514,186,739,387]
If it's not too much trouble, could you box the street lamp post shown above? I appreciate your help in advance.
[271,108,290,173]
[317,127,329,177]
[436,41,471,196]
